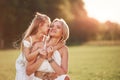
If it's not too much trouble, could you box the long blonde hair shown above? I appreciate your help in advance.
[14,12,51,50]
[23,12,51,40]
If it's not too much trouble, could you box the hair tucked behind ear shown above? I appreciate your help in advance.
[59,18,69,41]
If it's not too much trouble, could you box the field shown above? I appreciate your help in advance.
[0,45,120,80]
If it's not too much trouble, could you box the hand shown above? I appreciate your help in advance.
[32,42,41,52]
[47,46,54,58]
[38,48,47,59]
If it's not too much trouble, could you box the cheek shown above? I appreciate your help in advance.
[45,27,48,30]
[57,30,63,36]
[45,26,49,31]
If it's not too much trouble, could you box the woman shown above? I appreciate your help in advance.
[15,12,51,80]
[26,18,70,80]
[15,12,64,80]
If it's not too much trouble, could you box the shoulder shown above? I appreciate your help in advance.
[58,45,68,56]
[60,45,68,51]
[22,36,31,48]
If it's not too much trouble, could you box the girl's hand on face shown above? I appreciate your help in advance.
[47,46,54,58]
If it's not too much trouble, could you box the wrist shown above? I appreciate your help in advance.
[38,57,44,62]
[39,54,47,59]
[48,58,54,63]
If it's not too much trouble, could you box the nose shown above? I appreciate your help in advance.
[51,27,56,31]
[49,28,52,31]
[52,25,57,30]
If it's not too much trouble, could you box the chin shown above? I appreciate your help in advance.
[49,33,54,36]
[44,31,47,34]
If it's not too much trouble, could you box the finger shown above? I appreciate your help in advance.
[47,47,50,53]
[49,46,53,51]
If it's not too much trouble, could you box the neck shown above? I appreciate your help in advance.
[47,37,60,46]
[34,31,44,41]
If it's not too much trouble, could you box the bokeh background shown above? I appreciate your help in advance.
[0,0,120,80]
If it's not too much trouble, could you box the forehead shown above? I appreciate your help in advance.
[44,19,50,25]
[53,21,61,26]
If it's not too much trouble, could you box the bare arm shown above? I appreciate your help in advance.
[23,47,39,62]
[26,57,45,76]
[23,38,43,62]
[53,41,65,51]
[48,46,68,75]
[26,48,47,76]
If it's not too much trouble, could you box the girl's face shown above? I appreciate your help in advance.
[49,21,63,38]
[42,21,50,35]
[38,20,50,35]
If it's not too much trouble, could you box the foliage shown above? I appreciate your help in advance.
[0,0,120,48]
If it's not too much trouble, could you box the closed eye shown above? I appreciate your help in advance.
[57,26,61,29]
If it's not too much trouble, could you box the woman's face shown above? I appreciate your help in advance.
[49,21,63,38]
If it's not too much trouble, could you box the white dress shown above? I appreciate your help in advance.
[33,50,68,80]
[15,37,34,80]
[15,36,68,80]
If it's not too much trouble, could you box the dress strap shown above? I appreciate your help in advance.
[29,36,33,46]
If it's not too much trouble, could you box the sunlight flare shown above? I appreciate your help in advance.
[83,0,120,23]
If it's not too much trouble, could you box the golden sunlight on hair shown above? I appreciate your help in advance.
[23,12,50,39]
[60,18,69,41]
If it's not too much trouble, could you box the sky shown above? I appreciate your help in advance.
[83,0,120,23]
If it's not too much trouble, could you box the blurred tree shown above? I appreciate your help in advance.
[0,0,120,48]
[68,0,99,44]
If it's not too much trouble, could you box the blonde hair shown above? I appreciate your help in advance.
[52,18,69,42]
[23,12,51,40]
[13,12,51,49]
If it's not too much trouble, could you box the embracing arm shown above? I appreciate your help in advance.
[26,48,47,76]
[23,37,42,62]
[53,41,65,51]
[26,57,45,76]
[23,47,39,62]
[48,46,68,75]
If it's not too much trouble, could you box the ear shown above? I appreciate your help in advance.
[38,22,44,27]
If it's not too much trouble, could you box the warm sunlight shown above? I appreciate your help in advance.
[83,0,120,23]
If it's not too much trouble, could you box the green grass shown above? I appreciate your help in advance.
[0,46,120,80]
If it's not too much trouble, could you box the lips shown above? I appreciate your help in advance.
[51,30,56,33]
